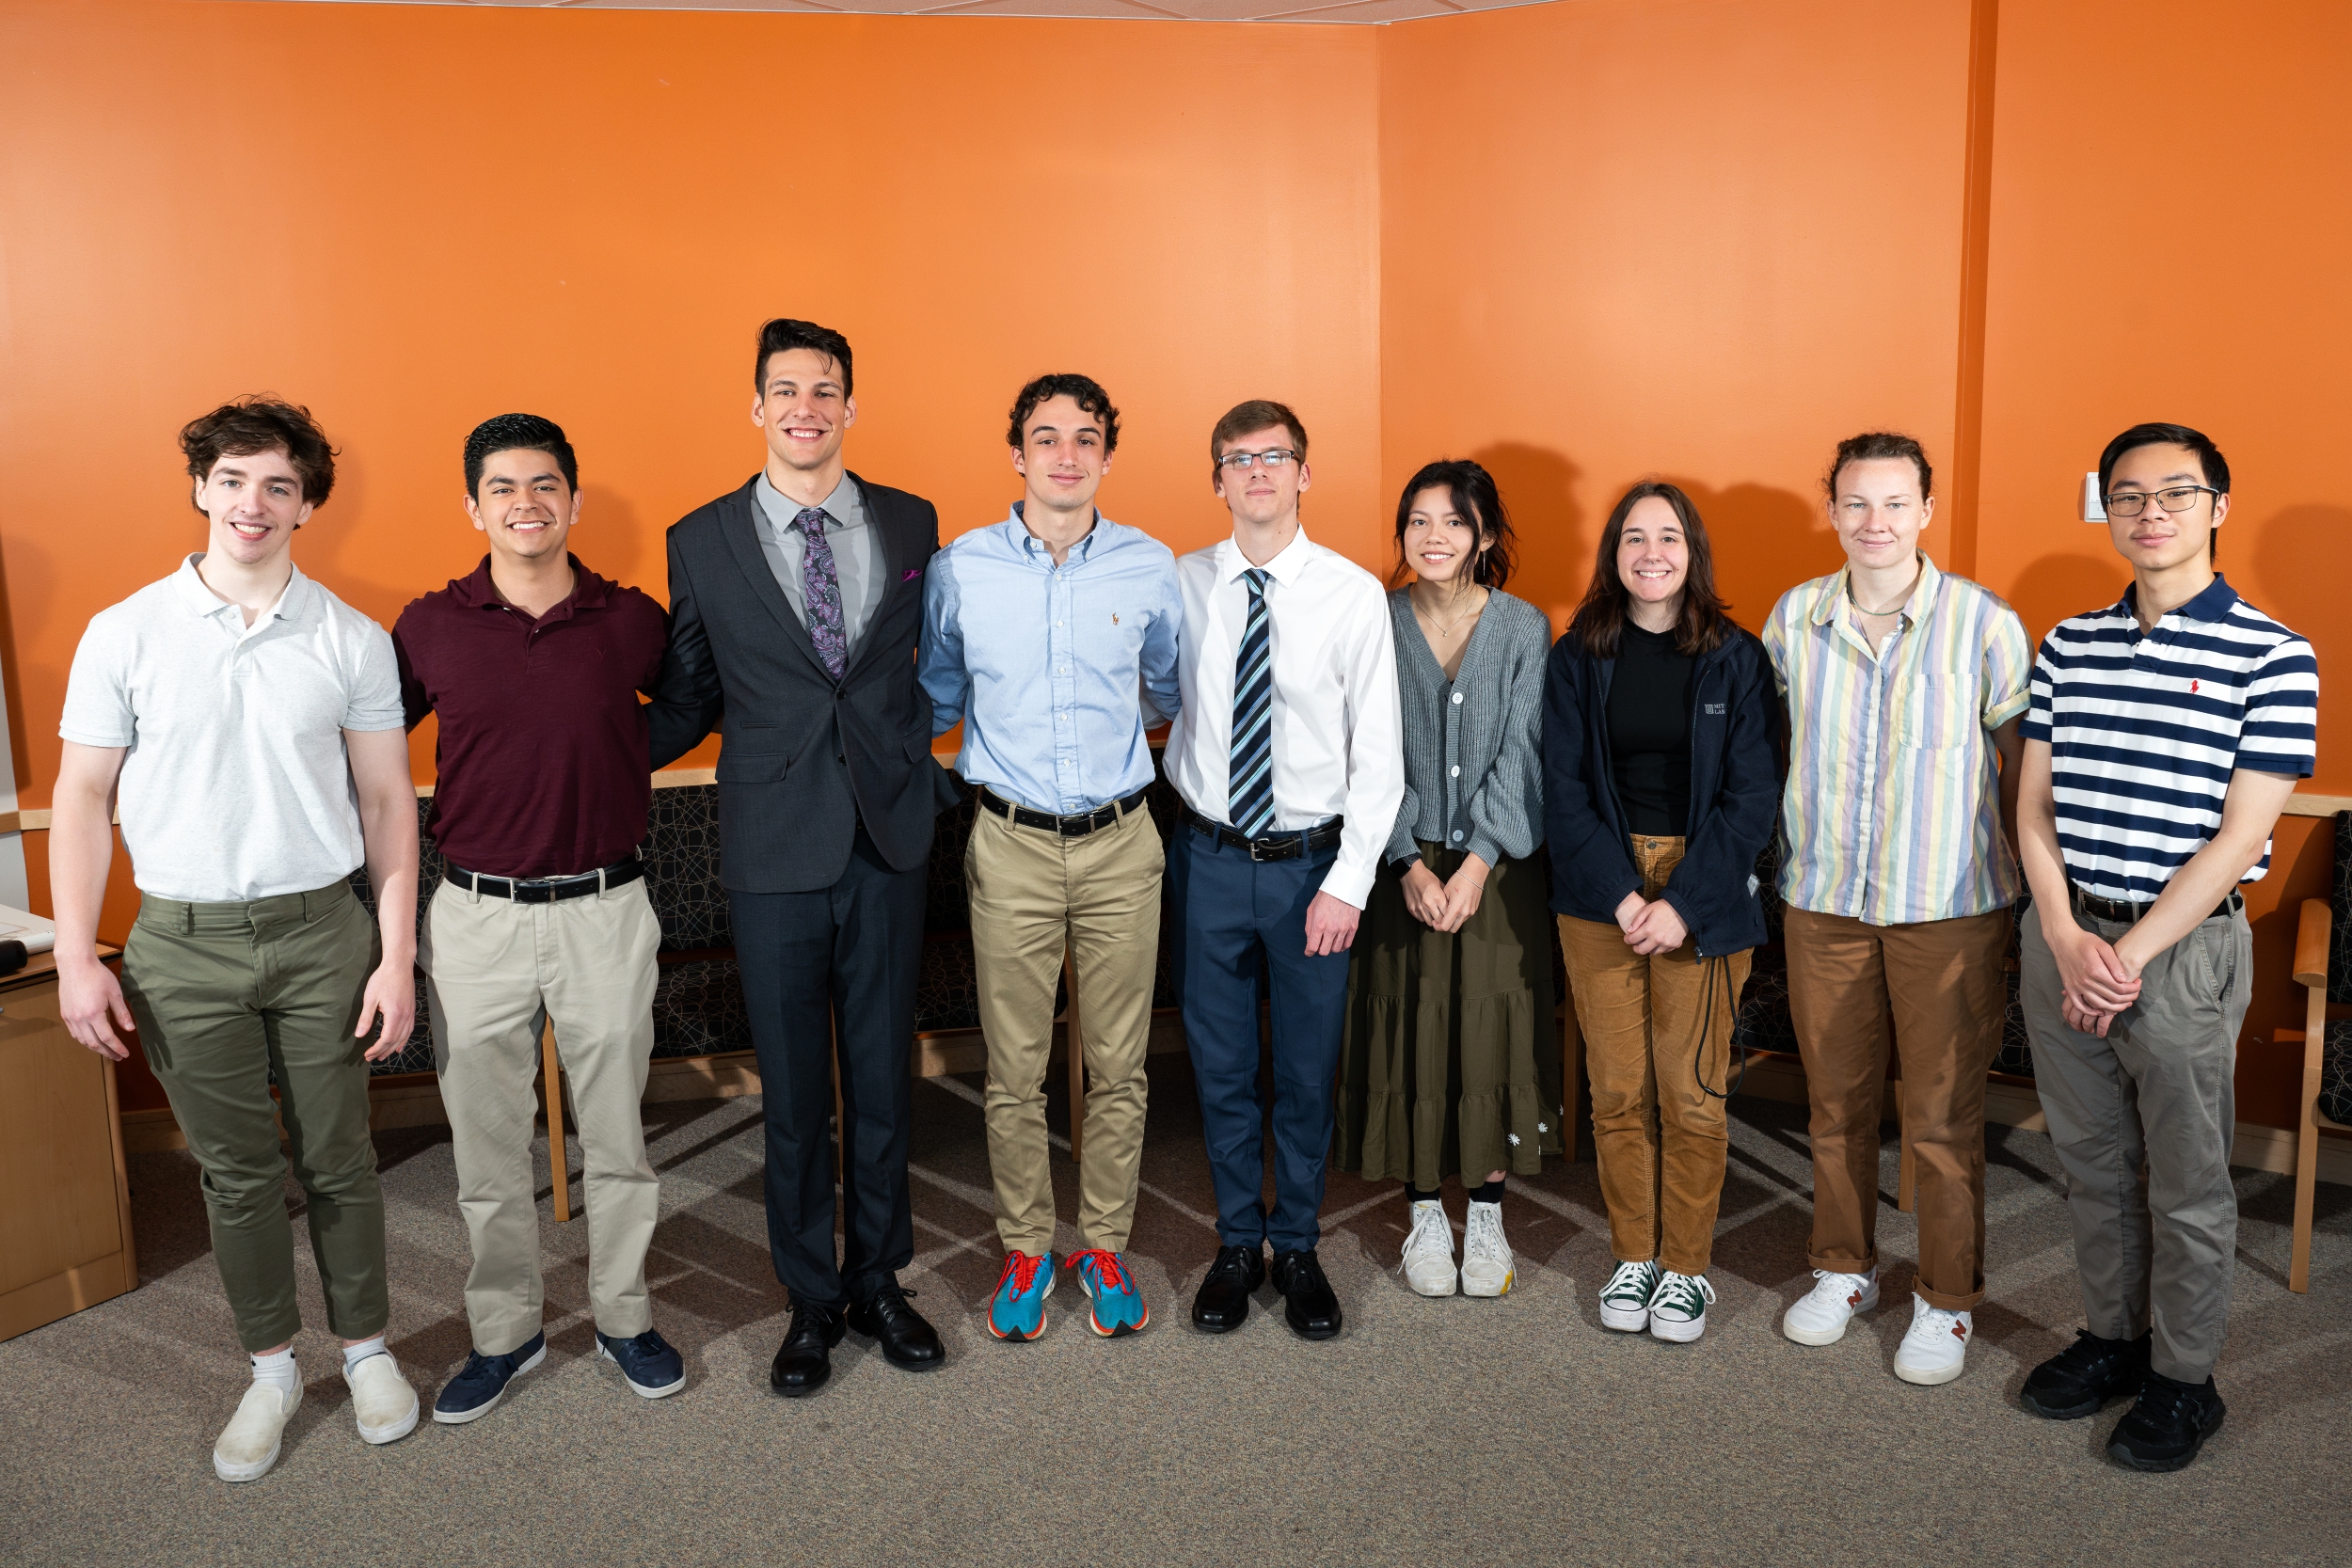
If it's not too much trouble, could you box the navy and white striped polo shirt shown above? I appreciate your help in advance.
[2022,574,2317,903]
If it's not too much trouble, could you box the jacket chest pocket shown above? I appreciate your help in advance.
[1898,676,1975,751]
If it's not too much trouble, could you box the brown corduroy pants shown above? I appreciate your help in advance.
[1784,904,2010,1311]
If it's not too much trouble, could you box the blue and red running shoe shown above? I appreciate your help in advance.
[1071,1249,1150,1337]
[988,1251,1055,1341]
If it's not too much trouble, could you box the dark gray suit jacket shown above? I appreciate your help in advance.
[648,472,959,894]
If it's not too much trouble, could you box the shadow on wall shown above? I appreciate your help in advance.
[1470,442,1583,632]
[2249,505,2348,778]
[2006,550,2128,645]
[1661,477,1825,636]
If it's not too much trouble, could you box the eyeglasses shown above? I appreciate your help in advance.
[1216,449,1300,472]
[2102,484,2220,518]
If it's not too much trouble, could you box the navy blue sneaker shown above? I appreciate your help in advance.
[596,1328,686,1399]
[431,1332,547,1425]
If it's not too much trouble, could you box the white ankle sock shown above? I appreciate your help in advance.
[341,1337,388,1375]
[250,1348,298,1398]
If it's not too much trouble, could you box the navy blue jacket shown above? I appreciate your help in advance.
[1542,623,1780,958]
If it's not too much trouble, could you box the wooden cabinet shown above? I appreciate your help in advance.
[0,955,136,1341]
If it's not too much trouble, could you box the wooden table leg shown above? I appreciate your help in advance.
[542,1017,571,1223]
[1064,946,1085,1166]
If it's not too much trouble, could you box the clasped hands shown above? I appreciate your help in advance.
[1612,890,1688,955]
[1402,853,1488,934]
[2052,926,2143,1038]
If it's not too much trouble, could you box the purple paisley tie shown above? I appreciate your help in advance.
[798,506,848,682]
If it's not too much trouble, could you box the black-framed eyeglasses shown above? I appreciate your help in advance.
[2102,484,2220,518]
[1216,449,1300,472]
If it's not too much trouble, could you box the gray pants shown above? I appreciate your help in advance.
[2020,898,2250,1383]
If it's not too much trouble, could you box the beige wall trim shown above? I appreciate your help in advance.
[2282,793,2351,819]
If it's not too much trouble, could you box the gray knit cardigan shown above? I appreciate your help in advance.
[1384,586,1549,867]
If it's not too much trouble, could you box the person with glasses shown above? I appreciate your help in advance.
[1766,432,2032,1386]
[919,374,1181,1341]
[1544,482,1777,1341]
[2014,423,2314,1472]
[1337,460,1554,1300]
[1169,400,1403,1341]
[394,415,682,1422]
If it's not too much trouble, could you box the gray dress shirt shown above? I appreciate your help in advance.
[754,470,884,651]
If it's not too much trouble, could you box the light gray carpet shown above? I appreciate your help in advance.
[5,1058,2348,1567]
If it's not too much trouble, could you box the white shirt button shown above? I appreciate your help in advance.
[1451,691,1464,705]
[1450,765,1460,778]
[1452,831,1464,842]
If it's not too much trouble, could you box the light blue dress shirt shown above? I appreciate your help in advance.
[920,507,1183,816]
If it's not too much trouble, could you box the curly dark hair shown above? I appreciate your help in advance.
[1007,373,1120,454]
[179,397,337,512]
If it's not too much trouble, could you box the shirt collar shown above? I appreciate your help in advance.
[451,554,614,618]
[1815,551,1943,626]
[759,470,859,532]
[1219,524,1313,587]
[173,552,306,626]
[2122,572,2238,625]
[1007,503,1108,563]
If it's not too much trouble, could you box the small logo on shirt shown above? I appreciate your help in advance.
[2190,679,2200,693]
[1704,703,1725,715]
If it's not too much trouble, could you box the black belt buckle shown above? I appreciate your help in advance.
[1248,833,1299,863]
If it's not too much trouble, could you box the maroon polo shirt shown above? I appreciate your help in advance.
[393,555,669,879]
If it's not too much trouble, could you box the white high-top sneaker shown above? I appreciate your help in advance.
[1892,1293,1973,1386]
[1399,1199,1458,1297]
[1597,1259,1661,1332]
[1781,1267,1880,1346]
[214,1380,300,1483]
[344,1353,420,1445]
[1459,1200,1514,1298]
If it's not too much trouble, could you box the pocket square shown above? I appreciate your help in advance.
[901,566,923,581]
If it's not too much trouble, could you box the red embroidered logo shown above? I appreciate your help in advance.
[2190,680,2200,693]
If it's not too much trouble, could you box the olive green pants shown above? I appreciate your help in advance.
[122,879,387,1353]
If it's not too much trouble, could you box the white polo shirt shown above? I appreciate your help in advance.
[59,554,405,903]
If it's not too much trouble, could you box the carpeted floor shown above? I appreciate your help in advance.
[5,1056,2348,1567]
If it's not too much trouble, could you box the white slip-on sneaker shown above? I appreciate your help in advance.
[1647,1271,1716,1343]
[1459,1200,1514,1299]
[1597,1259,1661,1332]
[1892,1293,1973,1386]
[1781,1267,1880,1347]
[344,1354,420,1446]
[214,1380,300,1483]
[1399,1199,1458,1298]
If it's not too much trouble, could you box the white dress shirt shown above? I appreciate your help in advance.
[1166,527,1405,909]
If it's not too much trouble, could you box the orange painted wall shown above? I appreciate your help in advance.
[1377,0,1976,632]
[1970,0,2352,1127]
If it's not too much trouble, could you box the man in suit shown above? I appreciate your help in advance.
[649,317,955,1396]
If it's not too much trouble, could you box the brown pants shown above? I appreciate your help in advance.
[1558,835,1752,1276]
[1784,904,2009,1310]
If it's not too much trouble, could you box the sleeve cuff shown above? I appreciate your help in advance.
[1319,863,1375,910]
[57,727,132,748]
[1465,833,1504,868]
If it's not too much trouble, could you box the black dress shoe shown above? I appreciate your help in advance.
[1191,1243,1266,1334]
[1270,1249,1343,1341]
[771,1302,845,1398]
[844,1285,944,1370]
[2021,1327,2151,1419]
[2106,1371,2225,1472]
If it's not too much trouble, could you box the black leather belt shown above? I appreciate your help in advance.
[2070,882,2243,925]
[978,785,1152,838]
[1181,804,1344,862]
[446,858,644,904]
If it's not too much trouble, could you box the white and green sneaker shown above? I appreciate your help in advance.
[1597,1259,1661,1332]
[1648,1271,1716,1343]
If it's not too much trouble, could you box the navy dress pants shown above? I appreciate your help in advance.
[729,825,926,1310]
[1170,819,1352,1254]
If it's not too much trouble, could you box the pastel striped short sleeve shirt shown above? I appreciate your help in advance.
[1763,555,2032,927]
[2021,575,2317,903]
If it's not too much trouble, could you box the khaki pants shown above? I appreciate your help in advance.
[122,880,388,1353]
[2021,898,2250,1383]
[1558,836,1751,1276]
[1785,904,2009,1310]
[968,797,1162,1257]
[422,878,661,1355]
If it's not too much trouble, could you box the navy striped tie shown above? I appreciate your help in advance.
[1228,568,1276,837]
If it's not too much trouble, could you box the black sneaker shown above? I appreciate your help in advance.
[596,1328,686,1399]
[432,1332,548,1425]
[2106,1371,2225,1472]
[2020,1328,2150,1419]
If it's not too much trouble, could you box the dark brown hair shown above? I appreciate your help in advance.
[179,397,337,512]
[1823,431,1932,500]
[1008,373,1120,454]
[1567,481,1734,658]
[753,317,852,398]
[1391,459,1516,592]
[1208,399,1306,479]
